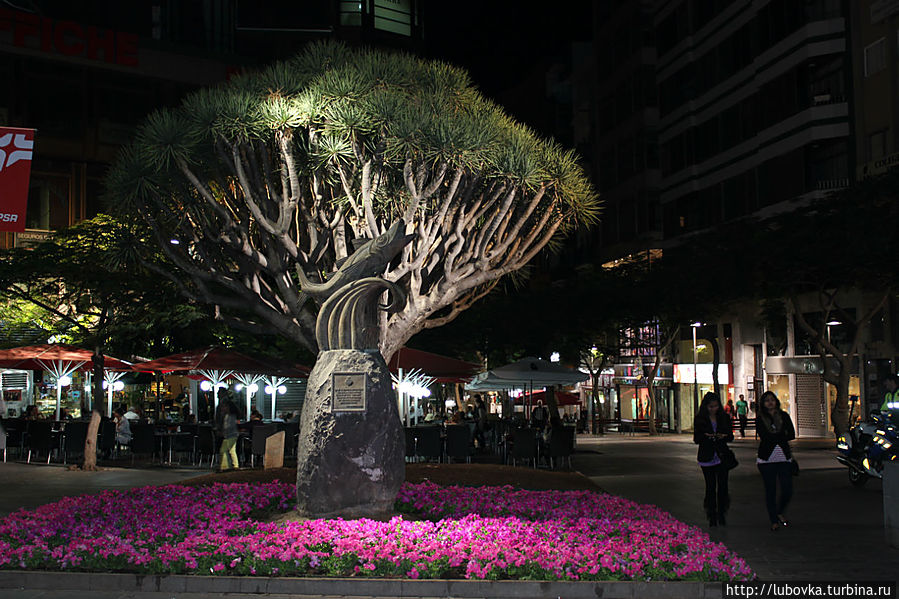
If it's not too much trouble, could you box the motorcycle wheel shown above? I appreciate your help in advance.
[849,468,869,487]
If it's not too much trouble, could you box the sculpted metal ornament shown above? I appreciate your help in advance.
[297,220,413,351]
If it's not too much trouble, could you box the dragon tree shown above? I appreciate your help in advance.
[107,42,600,359]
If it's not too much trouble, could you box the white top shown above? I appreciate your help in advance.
[757,444,790,464]
[123,410,139,420]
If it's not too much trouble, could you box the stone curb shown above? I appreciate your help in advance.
[0,570,723,598]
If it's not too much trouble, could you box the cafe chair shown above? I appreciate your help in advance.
[247,423,277,468]
[444,425,473,464]
[62,421,88,464]
[509,428,538,468]
[196,425,217,469]
[129,424,157,465]
[26,421,55,465]
[98,419,117,459]
[412,426,442,463]
[547,426,574,470]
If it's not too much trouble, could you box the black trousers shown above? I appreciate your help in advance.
[758,461,793,524]
[738,415,748,437]
[701,463,730,517]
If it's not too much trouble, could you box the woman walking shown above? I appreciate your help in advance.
[693,392,734,527]
[218,400,240,471]
[756,390,796,531]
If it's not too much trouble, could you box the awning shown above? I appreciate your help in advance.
[388,347,480,383]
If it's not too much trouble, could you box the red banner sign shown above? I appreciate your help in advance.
[0,127,35,233]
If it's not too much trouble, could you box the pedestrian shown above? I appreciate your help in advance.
[693,392,734,527]
[474,395,488,449]
[756,390,796,532]
[736,394,749,438]
[880,374,899,412]
[530,400,548,429]
[218,400,240,471]
[724,399,736,420]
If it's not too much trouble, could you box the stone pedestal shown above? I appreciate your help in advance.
[884,461,899,549]
[295,349,404,518]
[264,431,285,470]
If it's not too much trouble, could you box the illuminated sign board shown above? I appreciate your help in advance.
[0,127,35,233]
[0,8,138,67]
[673,364,730,385]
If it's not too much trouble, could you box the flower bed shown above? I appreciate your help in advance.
[0,481,753,581]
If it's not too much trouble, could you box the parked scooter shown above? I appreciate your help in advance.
[836,411,898,486]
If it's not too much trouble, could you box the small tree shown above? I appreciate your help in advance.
[107,42,599,360]
[0,216,210,468]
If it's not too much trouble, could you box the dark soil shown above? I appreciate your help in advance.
[173,462,602,492]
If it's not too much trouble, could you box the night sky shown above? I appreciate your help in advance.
[420,1,594,134]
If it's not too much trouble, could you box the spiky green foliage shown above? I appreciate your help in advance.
[107,41,600,357]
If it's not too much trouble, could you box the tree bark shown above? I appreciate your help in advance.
[81,410,102,471]
[545,385,562,429]
[710,334,721,399]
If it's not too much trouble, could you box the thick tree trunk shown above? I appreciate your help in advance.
[710,335,721,399]
[591,371,603,435]
[830,358,851,436]
[92,349,105,417]
[81,410,102,471]
[646,353,661,435]
[545,385,562,429]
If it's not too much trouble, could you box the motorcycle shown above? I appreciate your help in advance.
[836,411,898,487]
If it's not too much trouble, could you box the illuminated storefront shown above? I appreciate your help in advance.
[673,363,731,432]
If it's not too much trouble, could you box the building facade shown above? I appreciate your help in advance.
[0,0,422,249]
[591,1,898,435]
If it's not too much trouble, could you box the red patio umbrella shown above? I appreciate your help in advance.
[517,389,581,406]
[132,346,309,377]
[133,347,310,417]
[0,344,133,419]
[388,347,480,383]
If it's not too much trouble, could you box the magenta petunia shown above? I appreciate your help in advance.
[0,480,754,581]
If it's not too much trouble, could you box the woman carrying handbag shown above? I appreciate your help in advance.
[756,390,796,531]
[693,392,735,527]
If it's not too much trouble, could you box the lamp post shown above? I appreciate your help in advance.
[692,322,702,416]
[826,319,841,344]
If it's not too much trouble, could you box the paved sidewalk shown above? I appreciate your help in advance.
[0,462,204,516]
[573,433,898,582]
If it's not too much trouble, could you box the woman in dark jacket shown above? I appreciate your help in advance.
[693,392,734,527]
[756,390,796,531]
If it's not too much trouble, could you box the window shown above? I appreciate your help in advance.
[864,38,887,77]
[26,175,71,231]
[869,130,888,161]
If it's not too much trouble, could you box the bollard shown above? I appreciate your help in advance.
[885,460,899,549]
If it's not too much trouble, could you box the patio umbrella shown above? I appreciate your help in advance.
[0,344,133,419]
[467,357,587,417]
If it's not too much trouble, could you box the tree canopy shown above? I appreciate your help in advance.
[106,41,599,359]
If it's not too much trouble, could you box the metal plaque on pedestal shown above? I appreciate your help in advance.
[331,372,367,412]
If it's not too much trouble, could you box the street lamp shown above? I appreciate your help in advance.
[691,322,703,416]
[826,319,841,344]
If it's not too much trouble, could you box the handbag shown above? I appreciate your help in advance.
[720,446,739,470]
[791,458,799,476]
